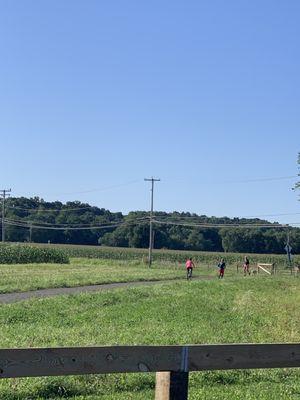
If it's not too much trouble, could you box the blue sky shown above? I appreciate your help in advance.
[0,0,299,224]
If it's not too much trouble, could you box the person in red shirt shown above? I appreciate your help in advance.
[186,257,195,280]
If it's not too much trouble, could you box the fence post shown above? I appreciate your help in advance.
[155,372,170,399]
[170,371,189,399]
[155,371,189,400]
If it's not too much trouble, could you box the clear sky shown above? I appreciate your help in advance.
[0,0,299,224]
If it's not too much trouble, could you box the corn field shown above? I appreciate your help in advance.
[0,244,69,264]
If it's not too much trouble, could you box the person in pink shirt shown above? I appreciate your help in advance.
[186,257,195,280]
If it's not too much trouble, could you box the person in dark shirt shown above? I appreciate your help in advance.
[243,256,250,276]
[218,258,226,279]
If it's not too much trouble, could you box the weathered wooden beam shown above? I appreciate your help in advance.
[0,344,299,379]
[0,346,182,378]
[188,343,300,371]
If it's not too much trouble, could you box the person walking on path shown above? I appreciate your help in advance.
[243,256,250,276]
[186,257,195,280]
[218,258,226,279]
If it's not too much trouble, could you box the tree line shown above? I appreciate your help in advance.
[2,197,299,255]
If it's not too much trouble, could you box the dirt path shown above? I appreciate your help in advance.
[0,276,213,305]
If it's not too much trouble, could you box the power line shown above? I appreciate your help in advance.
[8,204,147,214]
[152,212,300,220]
[239,212,300,218]
[6,204,98,212]
[6,205,300,228]
[5,215,299,230]
[4,216,149,228]
[5,216,298,232]
[12,179,141,198]
[4,217,123,227]
[6,173,298,212]
[223,175,298,184]
[4,219,147,231]
[4,221,122,231]
[44,179,142,196]
[152,219,292,229]
[6,179,142,212]
[169,174,298,185]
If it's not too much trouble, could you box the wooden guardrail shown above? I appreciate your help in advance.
[0,344,300,399]
[236,262,276,275]
[257,263,276,275]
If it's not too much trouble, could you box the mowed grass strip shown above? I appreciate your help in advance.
[0,258,187,294]
[0,253,293,295]
[0,277,299,399]
[0,258,235,294]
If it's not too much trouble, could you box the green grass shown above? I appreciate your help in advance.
[0,256,292,294]
[0,258,190,294]
[0,276,299,398]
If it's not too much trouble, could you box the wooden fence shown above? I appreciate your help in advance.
[0,343,300,399]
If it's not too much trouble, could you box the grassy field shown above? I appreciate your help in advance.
[0,276,299,399]
[0,258,189,294]
[0,256,294,294]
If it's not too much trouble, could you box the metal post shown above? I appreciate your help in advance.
[144,177,160,267]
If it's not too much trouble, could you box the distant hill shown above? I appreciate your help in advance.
[3,197,299,254]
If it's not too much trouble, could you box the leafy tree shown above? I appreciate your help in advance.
[3,196,300,254]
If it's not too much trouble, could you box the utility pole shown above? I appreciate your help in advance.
[285,229,292,271]
[144,177,160,267]
[29,224,33,243]
[0,189,11,242]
